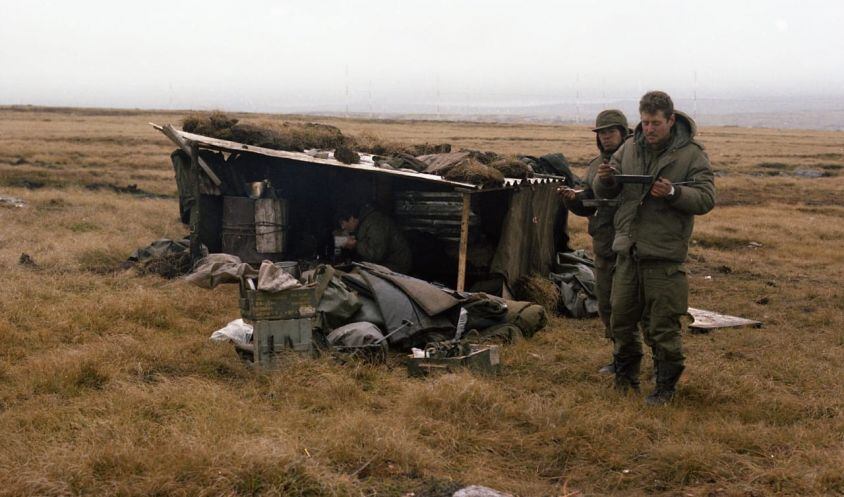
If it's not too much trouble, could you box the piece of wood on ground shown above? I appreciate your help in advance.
[688,307,762,333]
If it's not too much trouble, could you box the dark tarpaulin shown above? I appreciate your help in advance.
[356,270,453,344]
[355,262,460,316]
[490,183,565,286]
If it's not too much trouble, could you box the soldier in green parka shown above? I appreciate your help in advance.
[337,203,413,275]
[558,109,630,374]
[594,91,716,405]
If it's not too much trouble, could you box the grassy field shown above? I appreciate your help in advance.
[0,106,842,497]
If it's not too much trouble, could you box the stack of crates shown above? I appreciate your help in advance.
[238,280,318,367]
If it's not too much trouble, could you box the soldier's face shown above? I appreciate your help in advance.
[597,127,623,152]
[340,216,359,232]
[641,111,675,146]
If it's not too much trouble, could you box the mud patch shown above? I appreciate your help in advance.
[3,178,49,189]
[757,162,790,171]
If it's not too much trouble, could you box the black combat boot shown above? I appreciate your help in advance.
[613,354,642,394]
[645,363,685,406]
[598,338,616,374]
[598,362,616,374]
[651,357,660,384]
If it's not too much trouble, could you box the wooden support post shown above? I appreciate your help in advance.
[189,142,203,262]
[456,192,471,292]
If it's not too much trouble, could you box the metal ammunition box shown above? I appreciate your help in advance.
[405,344,501,377]
[239,283,317,321]
[252,318,316,367]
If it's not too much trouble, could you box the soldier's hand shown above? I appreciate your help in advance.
[556,186,578,201]
[597,163,617,185]
[650,177,673,198]
[344,236,357,250]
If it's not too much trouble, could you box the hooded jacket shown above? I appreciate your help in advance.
[592,112,715,262]
[355,204,413,274]
[562,132,626,259]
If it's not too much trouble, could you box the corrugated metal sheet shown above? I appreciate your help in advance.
[394,191,480,241]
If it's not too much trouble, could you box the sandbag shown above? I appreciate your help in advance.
[503,299,548,337]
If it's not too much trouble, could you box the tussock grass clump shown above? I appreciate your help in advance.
[512,274,560,313]
[442,158,505,187]
[490,156,534,179]
[353,131,414,156]
[77,248,127,274]
[332,145,360,164]
[181,112,350,152]
[352,132,450,157]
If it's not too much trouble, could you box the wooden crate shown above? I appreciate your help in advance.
[239,283,317,321]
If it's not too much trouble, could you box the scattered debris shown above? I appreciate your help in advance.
[756,296,770,305]
[748,241,763,248]
[128,238,193,278]
[716,265,733,274]
[0,195,26,208]
[18,253,38,268]
[210,319,253,345]
[794,168,828,178]
[10,157,28,165]
[550,251,600,318]
[453,486,514,497]
[688,307,762,333]
[406,342,501,376]
[380,152,429,172]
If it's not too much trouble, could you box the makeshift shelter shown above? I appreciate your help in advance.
[152,123,572,294]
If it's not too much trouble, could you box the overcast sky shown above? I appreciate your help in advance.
[1,0,842,113]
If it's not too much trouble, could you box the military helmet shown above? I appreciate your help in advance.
[592,109,629,133]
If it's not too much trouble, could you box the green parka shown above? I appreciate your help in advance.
[593,112,715,262]
[355,205,413,274]
[563,148,617,259]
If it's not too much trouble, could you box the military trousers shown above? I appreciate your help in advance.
[610,251,688,370]
[593,252,615,338]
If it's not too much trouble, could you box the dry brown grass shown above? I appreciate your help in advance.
[1,106,843,496]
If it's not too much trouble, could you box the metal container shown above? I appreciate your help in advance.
[248,181,265,199]
[238,280,316,321]
[252,318,316,366]
[222,196,261,263]
[255,198,288,254]
[222,196,285,264]
[274,261,300,280]
[405,343,501,376]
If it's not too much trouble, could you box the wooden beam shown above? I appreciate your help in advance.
[160,124,222,186]
[189,142,203,262]
[456,192,471,292]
